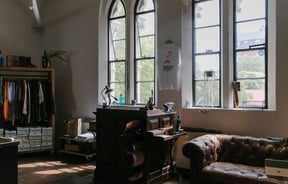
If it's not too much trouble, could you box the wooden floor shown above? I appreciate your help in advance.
[18,152,189,184]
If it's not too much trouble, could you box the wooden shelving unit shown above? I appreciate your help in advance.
[58,136,96,161]
[0,67,55,153]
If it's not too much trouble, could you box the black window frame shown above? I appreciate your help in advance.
[192,0,222,108]
[134,0,156,104]
[233,0,268,109]
[107,0,127,100]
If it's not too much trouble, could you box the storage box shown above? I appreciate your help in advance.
[67,118,82,137]
[89,119,96,130]
[17,127,29,135]
[5,130,17,139]
[42,127,53,135]
[265,158,288,178]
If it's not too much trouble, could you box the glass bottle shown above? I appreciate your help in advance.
[119,94,124,105]
[147,97,153,110]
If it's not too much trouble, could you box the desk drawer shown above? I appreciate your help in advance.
[147,118,159,130]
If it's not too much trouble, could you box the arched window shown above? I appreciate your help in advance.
[105,0,155,105]
[134,0,155,103]
[108,0,126,100]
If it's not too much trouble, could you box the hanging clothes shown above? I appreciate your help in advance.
[3,81,8,121]
[7,81,15,125]
[1,79,55,126]
[158,42,182,90]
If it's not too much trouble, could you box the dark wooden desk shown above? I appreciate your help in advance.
[94,107,177,184]
[145,130,186,184]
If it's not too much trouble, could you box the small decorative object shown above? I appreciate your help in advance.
[0,57,4,67]
[100,85,118,108]
[6,55,35,67]
[42,55,49,68]
[119,94,124,106]
[0,49,4,67]
[42,50,69,68]
[146,97,153,110]
[173,116,181,134]
[163,102,175,112]
[232,81,240,108]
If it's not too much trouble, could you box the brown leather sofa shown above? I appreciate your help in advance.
[182,134,288,184]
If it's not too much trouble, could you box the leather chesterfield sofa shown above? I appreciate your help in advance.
[182,134,288,184]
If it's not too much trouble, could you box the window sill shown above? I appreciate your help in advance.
[182,106,276,112]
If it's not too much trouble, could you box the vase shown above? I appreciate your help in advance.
[42,57,51,68]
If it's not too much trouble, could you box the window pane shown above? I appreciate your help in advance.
[109,40,125,60]
[195,27,220,53]
[110,0,125,18]
[136,36,154,58]
[195,0,219,28]
[136,59,154,81]
[236,0,266,22]
[234,0,267,109]
[195,80,220,107]
[109,61,126,82]
[136,82,154,104]
[136,0,154,12]
[110,18,126,40]
[237,79,265,108]
[236,20,265,49]
[135,0,155,104]
[194,54,220,80]
[136,12,155,58]
[136,13,154,36]
[109,17,126,60]
[110,82,126,101]
[236,50,265,79]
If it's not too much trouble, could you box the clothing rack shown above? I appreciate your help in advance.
[0,67,56,153]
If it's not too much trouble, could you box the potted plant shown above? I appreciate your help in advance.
[42,50,69,68]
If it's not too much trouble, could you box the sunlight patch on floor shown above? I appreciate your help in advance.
[18,161,67,168]
[31,164,95,175]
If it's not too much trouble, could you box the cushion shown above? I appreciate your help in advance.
[201,162,282,184]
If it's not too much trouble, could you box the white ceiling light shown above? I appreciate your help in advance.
[27,0,43,28]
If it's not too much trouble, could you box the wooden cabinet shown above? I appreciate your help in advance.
[0,67,55,153]
[94,107,178,183]
[146,110,175,130]
[0,136,19,184]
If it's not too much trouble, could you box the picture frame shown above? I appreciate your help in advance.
[6,55,31,67]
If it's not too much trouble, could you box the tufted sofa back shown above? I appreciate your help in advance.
[217,135,282,167]
[183,134,288,168]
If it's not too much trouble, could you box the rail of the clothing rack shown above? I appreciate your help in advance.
[0,70,49,79]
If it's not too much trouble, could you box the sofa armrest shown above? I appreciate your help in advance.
[182,134,228,183]
[183,134,225,167]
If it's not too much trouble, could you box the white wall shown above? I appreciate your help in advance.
[0,0,42,66]
[42,0,99,137]
[2,0,288,139]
